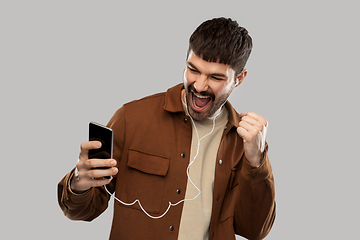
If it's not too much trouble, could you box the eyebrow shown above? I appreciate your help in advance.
[186,62,228,79]
[187,62,199,71]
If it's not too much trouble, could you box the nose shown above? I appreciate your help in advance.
[194,75,208,92]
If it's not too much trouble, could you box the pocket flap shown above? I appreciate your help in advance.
[128,148,170,176]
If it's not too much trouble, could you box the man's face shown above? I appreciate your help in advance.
[183,51,240,121]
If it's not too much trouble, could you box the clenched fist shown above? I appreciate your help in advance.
[237,111,268,167]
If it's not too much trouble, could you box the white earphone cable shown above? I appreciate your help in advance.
[104,100,216,219]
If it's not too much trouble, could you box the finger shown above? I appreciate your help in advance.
[84,158,117,169]
[71,175,113,192]
[237,126,252,142]
[81,141,102,151]
[79,141,102,160]
[82,167,118,179]
[241,116,264,131]
[238,120,260,143]
[76,159,117,178]
[91,176,114,188]
[239,120,259,134]
[246,111,268,126]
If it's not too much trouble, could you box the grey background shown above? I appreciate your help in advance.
[1,0,359,239]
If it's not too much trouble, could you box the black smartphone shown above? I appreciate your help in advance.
[88,121,113,179]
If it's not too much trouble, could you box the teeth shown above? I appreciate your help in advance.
[193,92,210,99]
[192,91,211,109]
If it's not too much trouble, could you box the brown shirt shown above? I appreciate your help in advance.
[58,83,276,240]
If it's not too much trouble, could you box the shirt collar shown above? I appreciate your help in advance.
[164,83,185,113]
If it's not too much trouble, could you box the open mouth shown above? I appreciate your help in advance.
[190,90,212,112]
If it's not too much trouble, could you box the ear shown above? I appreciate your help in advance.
[235,69,247,87]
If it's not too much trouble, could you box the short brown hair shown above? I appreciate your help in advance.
[188,17,253,76]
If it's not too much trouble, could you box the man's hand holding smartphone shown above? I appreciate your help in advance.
[70,122,118,194]
[70,141,118,193]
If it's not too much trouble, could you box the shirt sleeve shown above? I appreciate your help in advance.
[234,143,276,239]
[57,168,110,221]
[57,106,126,221]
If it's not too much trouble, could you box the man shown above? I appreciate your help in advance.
[58,17,276,240]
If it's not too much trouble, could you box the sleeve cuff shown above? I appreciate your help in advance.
[241,144,272,185]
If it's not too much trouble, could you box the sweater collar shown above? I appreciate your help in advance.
[164,83,241,128]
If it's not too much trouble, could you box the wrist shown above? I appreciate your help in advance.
[246,152,263,167]
[68,171,91,195]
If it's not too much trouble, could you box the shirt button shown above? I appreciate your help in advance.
[224,126,228,130]
[169,225,174,231]
[184,118,188,123]
[218,159,223,165]
[176,189,181,194]
[181,153,185,158]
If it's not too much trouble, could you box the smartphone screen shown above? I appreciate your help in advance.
[88,122,113,179]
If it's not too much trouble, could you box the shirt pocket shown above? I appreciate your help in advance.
[118,148,170,214]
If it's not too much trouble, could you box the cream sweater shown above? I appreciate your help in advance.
[178,102,228,240]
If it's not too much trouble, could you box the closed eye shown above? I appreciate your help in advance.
[187,65,200,74]
[210,76,224,81]
[210,75,227,81]
[187,62,227,81]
